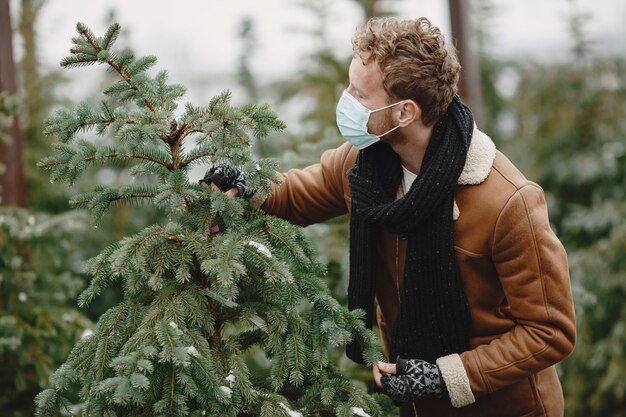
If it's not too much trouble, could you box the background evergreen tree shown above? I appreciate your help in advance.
[471,0,506,137]
[510,47,626,417]
[0,92,19,201]
[0,207,92,416]
[475,2,626,415]
[35,22,383,417]
[236,17,260,106]
[1,27,93,417]
[16,0,71,213]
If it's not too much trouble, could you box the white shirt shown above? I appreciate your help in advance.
[399,164,418,197]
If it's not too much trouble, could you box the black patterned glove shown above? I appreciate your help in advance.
[380,357,447,404]
[199,164,255,198]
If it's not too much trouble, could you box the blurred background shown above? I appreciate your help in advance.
[1,0,625,415]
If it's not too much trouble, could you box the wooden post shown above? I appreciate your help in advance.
[449,0,483,125]
[0,0,27,207]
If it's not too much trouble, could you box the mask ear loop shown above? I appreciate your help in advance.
[369,100,404,137]
[370,100,404,113]
[376,124,401,138]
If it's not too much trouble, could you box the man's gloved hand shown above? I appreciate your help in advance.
[199,164,255,199]
[378,358,447,404]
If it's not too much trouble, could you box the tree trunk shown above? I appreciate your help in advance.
[0,0,27,207]
[449,0,484,125]
[19,0,46,133]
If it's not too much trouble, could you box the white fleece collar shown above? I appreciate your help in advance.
[453,125,497,220]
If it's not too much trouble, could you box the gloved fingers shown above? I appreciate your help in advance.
[207,182,239,198]
[199,164,221,181]
[380,374,414,404]
[198,172,213,187]
[211,176,234,192]
[204,165,235,191]
[381,359,445,402]
[233,170,254,198]
[233,182,248,198]
[200,164,255,198]
[226,187,239,198]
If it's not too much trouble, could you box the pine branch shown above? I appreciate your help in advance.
[242,246,293,283]
[68,22,157,112]
[152,172,200,213]
[188,355,221,401]
[270,343,288,391]
[241,103,286,139]
[42,100,140,145]
[287,332,304,386]
[34,389,57,417]
[75,351,97,372]
[108,62,157,112]
[174,245,191,283]
[110,226,171,278]
[179,145,216,168]
[177,289,212,331]
[75,22,98,50]
[102,22,121,49]
[264,310,288,353]
[37,141,174,185]
[60,54,99,68]
[185,233,212,261]
[153,70,186,112]
[71,185,160,224]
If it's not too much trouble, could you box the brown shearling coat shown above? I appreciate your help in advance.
[260,134,576,417]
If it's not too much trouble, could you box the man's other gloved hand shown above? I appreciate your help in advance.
[199,164,255,199]
[380,357,447,404]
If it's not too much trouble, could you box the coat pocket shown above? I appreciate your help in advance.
[460,377,539,417]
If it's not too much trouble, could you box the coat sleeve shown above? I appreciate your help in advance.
[436,183,576,408]
[260,142,355,227]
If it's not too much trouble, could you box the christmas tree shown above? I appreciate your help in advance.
[35,22,383,417]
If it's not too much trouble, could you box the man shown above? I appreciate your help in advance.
[203,17,576,417]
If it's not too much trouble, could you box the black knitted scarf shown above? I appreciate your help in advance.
[346,96,473,364]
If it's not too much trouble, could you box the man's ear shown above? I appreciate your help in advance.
[396,100,421,126]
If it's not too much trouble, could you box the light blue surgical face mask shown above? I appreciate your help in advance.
[335,89,403,149]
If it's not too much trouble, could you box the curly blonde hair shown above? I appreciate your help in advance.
[352,17,460,126]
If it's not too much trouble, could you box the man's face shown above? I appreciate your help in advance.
[346,54,397,139]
